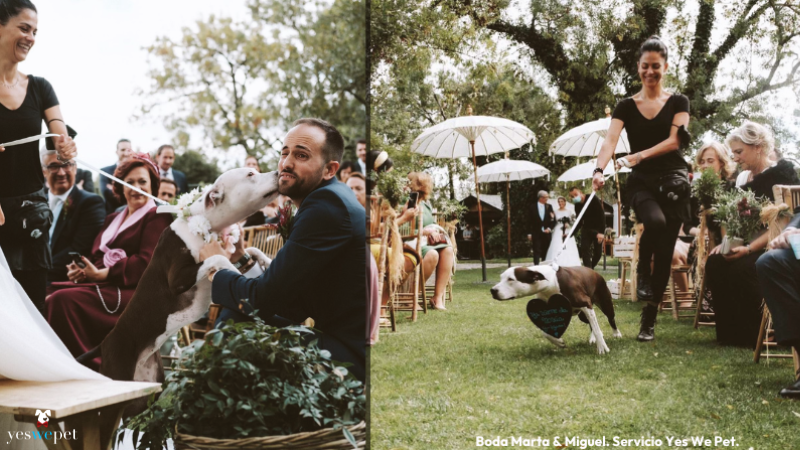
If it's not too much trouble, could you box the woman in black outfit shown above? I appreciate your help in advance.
[0,0,78,313]
[594,36,691,342]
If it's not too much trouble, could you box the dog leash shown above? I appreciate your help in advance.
[2,133,168,206]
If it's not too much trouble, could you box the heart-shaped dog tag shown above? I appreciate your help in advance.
[526,294,572,338]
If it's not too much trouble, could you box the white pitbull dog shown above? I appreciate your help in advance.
[490,265,621,355]
[93,168,280,388]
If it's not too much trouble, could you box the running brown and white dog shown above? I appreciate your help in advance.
[490,265,621,354]
[87,168,279,385]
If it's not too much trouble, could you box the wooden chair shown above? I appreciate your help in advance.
[424,212,455,305]
[694,211,717,328]
[243,225,285,259]
[754,185,800,369]
[659,264,697,320]
[614,223,643,301]
[393,209,426,321]
[370,195,396,332]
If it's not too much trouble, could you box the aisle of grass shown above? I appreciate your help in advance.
[371,266,799,449]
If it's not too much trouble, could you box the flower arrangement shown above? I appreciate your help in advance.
[373,168,407,209]
[712,189,768,243]
[558,215,575,240]
[433,198,467,222]
[125,320,365,449]
[692,168,723,209]
[276,201,295,240]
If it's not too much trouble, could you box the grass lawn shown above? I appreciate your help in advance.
[370,266,800,449]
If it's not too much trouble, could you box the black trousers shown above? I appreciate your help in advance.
[532,231,552,265]
[756,248,800,348]
[580,231,603,269]
[705,251,764,348]
[11,268,47,315]
[633,195,682,303]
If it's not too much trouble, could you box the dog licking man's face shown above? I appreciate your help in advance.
[202,168,279,230]
[490,267,549,301]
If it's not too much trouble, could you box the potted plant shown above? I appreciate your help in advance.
[712,189,766,255]
[125,320,366,449]
[692,168,723,209]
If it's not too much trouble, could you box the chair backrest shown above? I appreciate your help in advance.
[243,225,285,259]
[773,185,800,212]
[368,195,383,238]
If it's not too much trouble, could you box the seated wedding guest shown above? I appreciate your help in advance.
[155,144,188,194]
[245,155,261,172]
[756,215,800,399]
[101,139,134,215]
[337,160,357,183]
[42,151,105,285]
[46,155,172,369]
[347,172,367,208]
[157,178,178,203]
[397,171,453,311]
[201,119,366,381]
[705,121,800,347]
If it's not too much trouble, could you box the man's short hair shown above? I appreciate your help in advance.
[348,172,366,182]
[537,190,549,199]
[117,138,131,146]
[156,144,174,156]
[40,148,55,165]
[292,118,344,163]
[160,177,177,188]
[356,138,367,146]
[568,186,581,193]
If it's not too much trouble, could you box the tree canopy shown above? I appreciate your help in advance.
[138,0,366,165]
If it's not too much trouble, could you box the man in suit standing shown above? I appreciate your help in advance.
[756,213,800,399]
[101,139,134,215]
[569,186,606,269]
[74,168,95,193]
[155,144,189,194]
[529,190,555,265]
[200,118,366,381]
[354,138,367,174]
[41,151,105,285]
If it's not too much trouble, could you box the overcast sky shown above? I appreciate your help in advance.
[24,0,251,170]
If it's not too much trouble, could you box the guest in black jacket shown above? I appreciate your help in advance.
[705,121,800,347]
[568,186,606,269]
[756,212,800,398]
[530,190,556,265]
[41,151,105,284]
[101,139,134,215]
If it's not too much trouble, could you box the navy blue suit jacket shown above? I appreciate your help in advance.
[171,169,189,194]
[100,163,124,215]
[48,187,105,283]
[212,177,366,380]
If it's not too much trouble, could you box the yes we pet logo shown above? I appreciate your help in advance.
[35,409,50,427]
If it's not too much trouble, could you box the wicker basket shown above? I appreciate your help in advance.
[173,421,366,449]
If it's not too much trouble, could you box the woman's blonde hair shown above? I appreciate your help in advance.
[695,141,736,181]
[725,120,775,157]
[408,172,433,201]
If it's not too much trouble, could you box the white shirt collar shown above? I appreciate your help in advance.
[358,159,366,173]
[161,167,174,178]
[49,186,74,205]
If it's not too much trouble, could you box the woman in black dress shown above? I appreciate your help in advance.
[0,0,78,313]
[594,36,691,342]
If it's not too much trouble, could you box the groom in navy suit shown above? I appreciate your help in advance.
[201,118,366,381]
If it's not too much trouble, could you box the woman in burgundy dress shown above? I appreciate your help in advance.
[46,155,172,369]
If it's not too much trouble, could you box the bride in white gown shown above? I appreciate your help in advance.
[545,197,582,267]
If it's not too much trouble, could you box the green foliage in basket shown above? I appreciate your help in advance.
[712,189,767,242]
[125,320,366,449]
[692,168,723,209]
[372,168,408,209]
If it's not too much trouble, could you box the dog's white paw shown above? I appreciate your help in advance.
[541,331,566,348]
[245,247,272,270]
[612,329,623,338]
[588,330,596,345]
[595,338,610,355]
[197,254,237,283]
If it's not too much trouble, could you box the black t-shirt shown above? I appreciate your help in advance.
[0,75,59,197]
[612,94,689,175]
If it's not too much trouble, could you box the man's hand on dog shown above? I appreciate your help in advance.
[199,240,234,281]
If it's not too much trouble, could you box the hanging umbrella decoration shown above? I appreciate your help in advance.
[549,107,630,231]
[411,106,537,281]
[477,157,550,268]
[557,159,630,183]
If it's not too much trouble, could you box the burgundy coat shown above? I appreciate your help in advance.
[46,207,173,368]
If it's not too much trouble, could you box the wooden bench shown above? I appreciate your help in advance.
[0,379,160,450]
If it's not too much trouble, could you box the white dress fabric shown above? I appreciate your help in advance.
[545,208,582,267]
[0,245,107,449]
